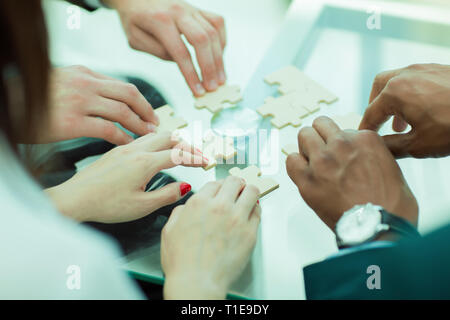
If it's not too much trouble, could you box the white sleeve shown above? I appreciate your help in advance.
[0,203,145,300]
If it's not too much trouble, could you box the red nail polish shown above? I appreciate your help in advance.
[180,183,192,197]
[257,200,260,205]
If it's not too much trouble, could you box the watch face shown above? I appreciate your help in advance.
[336,204,382,245]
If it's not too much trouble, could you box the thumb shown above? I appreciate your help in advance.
[383,133,413,159]
[145,182,192,213]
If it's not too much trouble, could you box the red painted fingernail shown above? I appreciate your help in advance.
[257,200,260,205]
[203,156,209,162]
[180,183,191,197]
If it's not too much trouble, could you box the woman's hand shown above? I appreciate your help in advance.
[46,131,207,223]
[104,0,227,96]
[161,177,261,300]
[36,66,159,145]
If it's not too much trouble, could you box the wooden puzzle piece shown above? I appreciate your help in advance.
[229,166,279,198]
[282,144,298,156]
[332,113,363,130]
[201,131,237,170]
[155,105,187,132]
[265,66,338,103]
[256,92,312,129]
[195,85,242,113]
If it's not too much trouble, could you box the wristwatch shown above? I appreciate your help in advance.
[335,203,420,249]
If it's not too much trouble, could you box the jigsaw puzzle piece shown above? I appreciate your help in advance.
[229,166,279,198]
[282,144,298,156]
[201,131,237,170]
[155,105,188,132]
[332,113,363,130]
[265,66,338,105]
[257,95,309,129]
[195,85,242,113]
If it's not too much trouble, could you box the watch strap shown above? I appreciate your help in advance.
[381,209,420,239]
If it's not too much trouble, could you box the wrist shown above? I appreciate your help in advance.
[164,273,228,300]
[45,183,87,223]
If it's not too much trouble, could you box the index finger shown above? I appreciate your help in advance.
[368,69,403,103]
[359,92,396,131]
[144,20,205,97]
[98,80,159,125]
[312,116,342,143]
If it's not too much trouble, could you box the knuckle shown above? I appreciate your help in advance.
[72,65,89,73]
[213,16,225,28]
[193,31,209,46]
[151,11,171,24]
[358,129,381,143]
[173,46,190,61]
[169,3,184,15]
[126,83,139,97]
[116,103,132,119]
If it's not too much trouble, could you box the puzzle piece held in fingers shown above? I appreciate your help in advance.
[195,85,242,113]
[202,131,237,170]
[155,105,188,132]
[229,165,279,198]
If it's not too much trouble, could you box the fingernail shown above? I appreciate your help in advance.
[257,200,260,205]
[196,84,206,96]
[148,123,157,132]
[219,71,226,84]
[209,80,218,90]
[180,183,192,197]
[154,114,160,126]
[203,156,209,162]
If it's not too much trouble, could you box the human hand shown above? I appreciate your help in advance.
[161,177,261,300]
[46,131,208,223]
[286,116,418,230]
[104,0,226,96]
[37,66,159,145]
[359,63,450,159]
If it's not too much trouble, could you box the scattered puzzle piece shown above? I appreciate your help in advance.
[282,144,298,156]
[332,113,363,130]
[155,105,187,132]
[257,92,314,129]
[201,131,237,170]
[195,85,242,113]
[229,166,279,198]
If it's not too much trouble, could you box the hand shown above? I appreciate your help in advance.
[46,131,208,223]
[105,0,226,96]
[359,63,450,159]
[161,177,261,300]
[37,66,159,145]
[286,116,418,230]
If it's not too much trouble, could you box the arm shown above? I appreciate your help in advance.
[65,0,105,11]
[303,225,450,299]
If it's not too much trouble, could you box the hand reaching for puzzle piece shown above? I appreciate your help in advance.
[229,166,279,198]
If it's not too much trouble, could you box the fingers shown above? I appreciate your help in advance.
[97,79,159,125]
[216,176,245,202]
[144,19,205,96]
[392,116,408,132]
[198,181,223,198]
[312,116,342,143]
[176,16,220,91]
[200,10,226,50]
[368,69,403,103]
[297,127,325,160]
[383,133,413,159]
[286,152,310,187]
[129,26,172,61]
[359,93,396,131]
[82,117,133,145]
[91,97,153,137]
[153,149,208,172]
[236,184,260,219]
[194,12,226,85]
[133,131,203,157]
[145,182,191,214]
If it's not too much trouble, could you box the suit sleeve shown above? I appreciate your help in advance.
[303,225,450,299]
[64,0,101,12]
